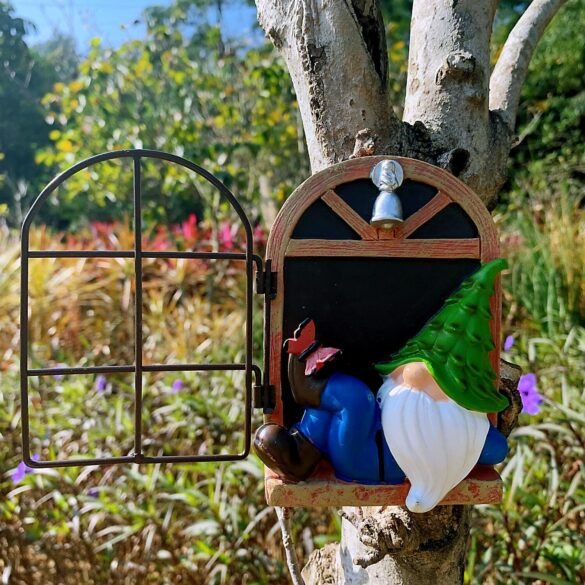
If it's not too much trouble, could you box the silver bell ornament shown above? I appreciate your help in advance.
[369,160,404,229]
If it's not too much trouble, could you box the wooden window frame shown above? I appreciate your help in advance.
[263,156,503,507]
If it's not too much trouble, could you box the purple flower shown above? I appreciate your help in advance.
[10,455,39,484]
[87,487,99,498]
[518,373,544,415]
[11,462,27,484]
[171,379,184,393]
[94,374,107,393]
[503,335,515,352]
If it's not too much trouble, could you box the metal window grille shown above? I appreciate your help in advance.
[20,149,264,468]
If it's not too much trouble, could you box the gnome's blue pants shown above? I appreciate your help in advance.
[294,372,508,484]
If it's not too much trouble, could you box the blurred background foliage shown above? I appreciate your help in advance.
[0,0,583,584]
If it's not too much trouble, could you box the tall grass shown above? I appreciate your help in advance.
[467,192,585,584]
[0,194,583,584]
[501,192,585,335]
[0,222,307,585]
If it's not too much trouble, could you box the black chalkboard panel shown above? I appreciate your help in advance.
[409,203,478,239]
[281,257,480,425]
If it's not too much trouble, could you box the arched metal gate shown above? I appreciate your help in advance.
[20,149,274,469]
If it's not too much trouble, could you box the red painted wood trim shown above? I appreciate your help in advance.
[266,468,502,507]
[481,229,503,426]
[285,238,481,259]
[321,189,378,240]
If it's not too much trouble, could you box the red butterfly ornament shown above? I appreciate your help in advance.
[284,319,342,375]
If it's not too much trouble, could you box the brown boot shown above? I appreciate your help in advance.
[288,354,328,408]
[254,423,322,482]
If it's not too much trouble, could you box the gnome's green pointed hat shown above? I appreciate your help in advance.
[376,259,509,413]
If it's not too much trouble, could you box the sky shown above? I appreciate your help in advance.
[13,0,259,51]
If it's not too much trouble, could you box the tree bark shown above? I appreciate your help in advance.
[404,0,503,201]
[489,0,569,130]
[255,0,399,173]
[253,1,564,583]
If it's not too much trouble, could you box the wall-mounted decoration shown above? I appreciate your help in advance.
[255,260,508,513]
[255,155,507,509]
[20,150,508,510]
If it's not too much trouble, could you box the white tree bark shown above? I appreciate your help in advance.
[253,0,565,582]
[490,0,569,130]
[404,0,501,200]
[255,0,398,173]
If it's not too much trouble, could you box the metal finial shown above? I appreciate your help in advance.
[370,160,404,192]
[369,160,404,229]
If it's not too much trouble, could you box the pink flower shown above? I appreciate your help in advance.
[518,373,544,415]
[253,224,266,246]
[181,214,198,242]
[219,222,234,250]
[151,226,171,251]
[90,221,113,236]
[502,232,525,250]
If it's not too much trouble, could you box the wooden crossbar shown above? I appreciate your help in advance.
[321,189,378,240]
[286,238,481,259]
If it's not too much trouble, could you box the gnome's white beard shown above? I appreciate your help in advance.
[379,379,489,513]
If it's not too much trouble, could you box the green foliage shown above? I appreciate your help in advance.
[499,1,585,206]
[500,190,585,334]
[464,190,585,584]
[467,325,585,584]
[2,195,583,583]
[0,224,297,584]
[379,0,411,112]
[0,2,78,225]
[35,9,307,229]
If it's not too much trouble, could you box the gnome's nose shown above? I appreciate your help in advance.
[403,362,433,389]
[403,362,449,402]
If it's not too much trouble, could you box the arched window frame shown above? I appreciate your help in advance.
[20,149,263,468]
[263,156,503,507]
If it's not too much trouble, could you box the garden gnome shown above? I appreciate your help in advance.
[254,260,509,512]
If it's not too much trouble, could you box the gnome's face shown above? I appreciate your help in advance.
[377,362,490,513]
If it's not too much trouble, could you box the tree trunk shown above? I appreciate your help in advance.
[254,0,566,582]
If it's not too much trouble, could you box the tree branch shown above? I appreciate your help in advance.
[404,0,500,202]
[255,0,398,172]
[275,507,306,585]
[490,0,569,130]
[339,506,421,567]
[337,505,472,582]
[497,360,523,437]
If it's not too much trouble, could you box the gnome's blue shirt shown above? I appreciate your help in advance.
[294,372,508,483]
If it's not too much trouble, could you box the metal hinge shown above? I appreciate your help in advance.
[255,259,277,299]
[254,382,276,413]
[253,258,276,412]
